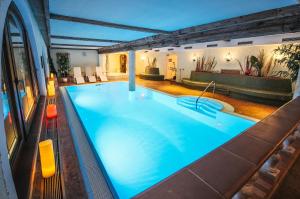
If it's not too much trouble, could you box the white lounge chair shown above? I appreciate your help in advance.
[73,67,85,84]
[95,67,108,82]
[85,66,97,83]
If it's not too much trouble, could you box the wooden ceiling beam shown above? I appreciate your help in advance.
[50,13,171,34]
[51,35,126,43]
[51,43,104,48]
[99,5,300,54]
[50,47,98,51]
[175,4,300,35]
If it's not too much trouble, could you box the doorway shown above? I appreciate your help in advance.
[165,54,177,80]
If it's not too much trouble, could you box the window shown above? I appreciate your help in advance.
[1,4,40,162]
[1,64,19,157]
[7,11,37,121]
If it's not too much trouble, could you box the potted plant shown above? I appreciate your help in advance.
[56,53,70,82]
[195,56,217,72]
[237,56,254,76]
[250,50,265,77]
[275,44,300,82]
[145,57,159,75]
[237,50,282,78]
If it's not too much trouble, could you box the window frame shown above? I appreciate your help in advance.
[5,4,40,134]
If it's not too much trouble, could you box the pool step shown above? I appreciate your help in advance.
[178,97,223,111]
[178,101,216,113]
[177,96,223,118]
[178,101,217,118]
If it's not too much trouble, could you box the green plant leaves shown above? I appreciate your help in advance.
[56,53,70,78]
[275,44,300,81]
[195,56,217,72]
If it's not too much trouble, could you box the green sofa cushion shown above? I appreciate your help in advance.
[182,77,292,102]
[190,71,292,93]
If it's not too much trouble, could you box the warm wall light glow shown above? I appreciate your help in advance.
[192,54,197,62]
[141,55,146,61]
[39,139,56,178]
[225,52,233,62]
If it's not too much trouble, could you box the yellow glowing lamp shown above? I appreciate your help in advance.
[47,84,55,97]
[39,139,56,178]
[48,80,55,87]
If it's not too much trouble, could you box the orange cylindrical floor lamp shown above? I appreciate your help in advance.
[39,139,56,178]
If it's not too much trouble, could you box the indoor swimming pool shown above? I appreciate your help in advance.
[66,82,255,198]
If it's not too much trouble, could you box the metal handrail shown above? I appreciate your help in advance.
[196,81,216,109]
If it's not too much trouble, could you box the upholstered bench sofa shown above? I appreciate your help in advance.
[182,71,293,105]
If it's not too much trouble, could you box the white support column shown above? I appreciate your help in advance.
[129,50,136,91]
[293,68,300,99]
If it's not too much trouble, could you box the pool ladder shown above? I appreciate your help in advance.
[195,81,216,110]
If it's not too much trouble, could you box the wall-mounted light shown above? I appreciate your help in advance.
[225,52,233,62]
[192,54,197,62]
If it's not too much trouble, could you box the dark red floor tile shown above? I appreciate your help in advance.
[134,169,222,199]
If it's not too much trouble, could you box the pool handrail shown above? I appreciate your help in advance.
[195,81,216,109]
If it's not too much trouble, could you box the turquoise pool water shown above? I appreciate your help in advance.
[66,82,255,199]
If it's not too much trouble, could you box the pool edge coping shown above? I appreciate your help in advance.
[60,87,115,199]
